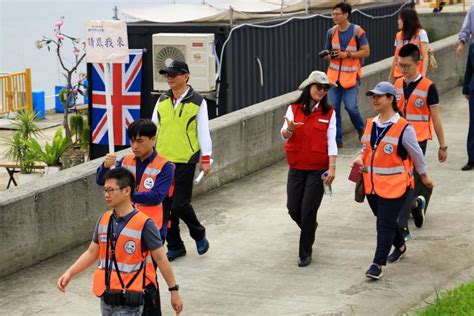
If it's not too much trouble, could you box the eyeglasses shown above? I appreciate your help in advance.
[397,62,415,70]
[103,187,126,195]
[315,83,330,92]
[331,12,345,16]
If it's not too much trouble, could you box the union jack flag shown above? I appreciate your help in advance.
[91,49,142,146]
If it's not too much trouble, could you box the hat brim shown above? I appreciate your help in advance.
[159,68,181,75]
[298,79,337,91]
[366,89,386,96]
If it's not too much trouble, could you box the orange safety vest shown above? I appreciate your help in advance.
[326,24,365,89]
[360,117,413,199]
[121,153,169,229]
[93,210,157,297]
[394,77,433,142]
[393,29,424,78]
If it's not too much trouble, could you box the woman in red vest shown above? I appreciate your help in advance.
[352,81,434,280]
[281,71,337,267]
[388,8,430,83]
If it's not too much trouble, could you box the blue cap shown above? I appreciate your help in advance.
[366,81,397,97]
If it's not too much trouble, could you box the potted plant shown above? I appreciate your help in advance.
[3,110,43,184]
[27,129,69,175]
[61,114,90,169]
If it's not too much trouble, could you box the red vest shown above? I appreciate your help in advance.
[360,117,413,199]
[121,153,169,229]
[93,210,157,297]
[285,104,333,170]
[395,77,433,142]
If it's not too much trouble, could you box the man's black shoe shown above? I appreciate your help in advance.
[461,163,473,171]
[298,256,311,267]
[412,196,426,228]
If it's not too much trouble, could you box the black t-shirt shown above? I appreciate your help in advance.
[403,76,439,107]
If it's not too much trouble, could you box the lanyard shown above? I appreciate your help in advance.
[373,124,391,150]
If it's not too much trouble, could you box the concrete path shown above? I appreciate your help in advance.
[1,88,473,315]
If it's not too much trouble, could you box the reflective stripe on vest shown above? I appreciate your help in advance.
[370,166,406,175]
[326,25,364,89]
[413,89,428,97]
[121,153,168,229]
[329,63,358,72]
[97,256,153,273]
[361,117,411,198]
[405,114,430,121]
[122,165,137,174]
[143,167,161,177]
[394,77,433,141]
[93,211,157,297]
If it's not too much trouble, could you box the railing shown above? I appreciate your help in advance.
[0,68,33,114]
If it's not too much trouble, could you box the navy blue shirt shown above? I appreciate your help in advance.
[324,24,369,51]
[96,149,174,206]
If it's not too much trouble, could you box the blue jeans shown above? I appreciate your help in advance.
[328,83,365,143]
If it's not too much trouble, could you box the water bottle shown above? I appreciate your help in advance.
[322,171,332,196]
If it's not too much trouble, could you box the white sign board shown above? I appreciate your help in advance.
[85,20,129,64]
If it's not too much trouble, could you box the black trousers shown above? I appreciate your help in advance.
[413,141,433,211]
[286,168,325,259]
[398,140,433,229]
[468,91,474,164]
[165,163,206,251]
[367,192,407,266]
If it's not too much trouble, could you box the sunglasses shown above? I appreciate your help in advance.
[315,83,330,92]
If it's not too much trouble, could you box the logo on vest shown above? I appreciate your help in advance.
[124,240,136,254]
[144,177,154,190]
[396,94,401,101]
[383,144,394,155]
[415,98,424,108]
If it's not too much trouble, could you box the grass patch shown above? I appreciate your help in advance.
[416,281,474,315]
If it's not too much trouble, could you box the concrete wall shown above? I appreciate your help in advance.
[0,34,467,278]
[420,12,466,42]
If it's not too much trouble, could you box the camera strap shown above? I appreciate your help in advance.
[105,213,146,291]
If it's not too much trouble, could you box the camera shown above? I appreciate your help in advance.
[318,50,339,58]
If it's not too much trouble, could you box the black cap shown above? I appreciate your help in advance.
[159,60,189,75]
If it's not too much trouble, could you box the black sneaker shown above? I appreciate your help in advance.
[412,196,426,228]
[365,264,383,280]
[388,245,406,263]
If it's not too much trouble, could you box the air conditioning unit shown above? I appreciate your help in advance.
[152,33,216,92]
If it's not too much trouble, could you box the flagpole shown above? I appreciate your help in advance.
[104,63,115,153]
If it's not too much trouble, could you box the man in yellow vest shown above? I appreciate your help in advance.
[324,2,370,148]
[96,119,174,240]
[152,60,212,261]
[58,167,183,315]
[394,43,447,237]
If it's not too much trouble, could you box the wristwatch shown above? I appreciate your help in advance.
[347,51,353,59]
[168,284,180,292]
[439,145,448,151]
